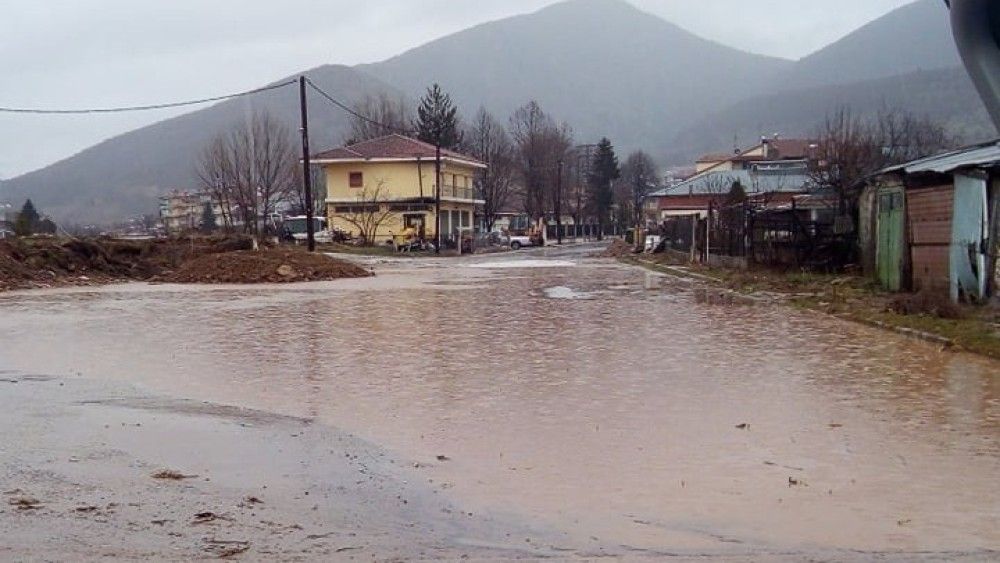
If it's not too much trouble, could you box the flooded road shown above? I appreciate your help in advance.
[1,244,998,560]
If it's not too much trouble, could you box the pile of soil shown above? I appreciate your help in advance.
[158,247,371,284]
[600,239,637,258]
[0,236,368,291]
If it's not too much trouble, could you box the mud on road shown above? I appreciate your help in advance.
[0,374,555,561]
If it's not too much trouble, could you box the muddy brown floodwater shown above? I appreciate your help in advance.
[0,244,998,560]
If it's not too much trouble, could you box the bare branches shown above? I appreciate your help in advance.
[345,93,413,144]
[810,107,955,212]
[466,108,515,232]
[338,180,394,245]
[197,110,297,235]
[621,151,660,227]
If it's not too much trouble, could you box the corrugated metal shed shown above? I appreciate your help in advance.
[881,140,1000,175]
[648,169,814,197]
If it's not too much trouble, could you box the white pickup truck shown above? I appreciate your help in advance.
[509,234,544,250]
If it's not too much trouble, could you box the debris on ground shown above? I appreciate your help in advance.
[436,455,451,462]
[193,511,224,524]
[735,423,749,430]
[9,496,43,510]
[151,469,197,480]
[888,289,965,320]
[203,539,251,558]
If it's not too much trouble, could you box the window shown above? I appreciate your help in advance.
[349,172,363,188]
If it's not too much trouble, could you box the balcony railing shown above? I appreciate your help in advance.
[439,185,479,200]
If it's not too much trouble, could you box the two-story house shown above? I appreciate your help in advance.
[313,134,486,244]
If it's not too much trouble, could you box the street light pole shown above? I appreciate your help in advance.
[299,76,316,252]
[556,159,564,245]
[435,142,442,254]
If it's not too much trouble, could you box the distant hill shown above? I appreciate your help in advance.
[0,0,989,224]
[0,66,405,225]
[359,0,790,155]
[779,0,960,90]
[670,66,992,164]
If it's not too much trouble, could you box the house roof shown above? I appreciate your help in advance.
[691,138,816,177]
[765,139,815,160]
[880,139,1000,175]
[696,152,737,163]
[648,169,815,198]
[313,134,486,168]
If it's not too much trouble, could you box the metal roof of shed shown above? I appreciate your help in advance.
[881,139,1000,175]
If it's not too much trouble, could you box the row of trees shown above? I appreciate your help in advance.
[347,85,661,236]
[194,82,663,240]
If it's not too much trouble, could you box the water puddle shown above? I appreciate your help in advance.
[0,252,997,555]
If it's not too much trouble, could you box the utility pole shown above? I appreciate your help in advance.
[299,76,316,252]
[556,159,564,245]
[434,142,442,254]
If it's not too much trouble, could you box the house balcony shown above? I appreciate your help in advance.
[439,184,482,202]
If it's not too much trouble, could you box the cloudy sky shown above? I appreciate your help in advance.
[0,0,916,179]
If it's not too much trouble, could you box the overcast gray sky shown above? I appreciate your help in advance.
[0,0,915,179]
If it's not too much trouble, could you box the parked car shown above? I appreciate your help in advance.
[509,234,541,250]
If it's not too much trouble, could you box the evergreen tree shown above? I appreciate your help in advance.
[588,138,620,239]
[415,84,463,149]
[13,199,40,237]
[200,201,218,233]
[725,180,748,206]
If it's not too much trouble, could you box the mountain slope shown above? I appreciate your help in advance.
[360,0,790,153]
[670,66,991,165]
[0,66,405,225]
[780,0,959,90]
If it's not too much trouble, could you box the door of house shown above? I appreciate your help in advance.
[877,188,905,291]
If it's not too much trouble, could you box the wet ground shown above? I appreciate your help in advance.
[0,243,998,561]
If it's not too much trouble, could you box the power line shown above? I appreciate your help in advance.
[0,80,297,115]
[305,78,414,135]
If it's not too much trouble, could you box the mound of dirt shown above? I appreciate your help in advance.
[158,248,371,284]
[600,239,637,258]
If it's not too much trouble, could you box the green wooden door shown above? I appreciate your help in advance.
[877,189,905,291]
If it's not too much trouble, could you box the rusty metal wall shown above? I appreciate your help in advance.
[907,185,954,292]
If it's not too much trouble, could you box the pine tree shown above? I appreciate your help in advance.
[588,138,620,238]
[415,84,463,149]
[725,180,748,206]
[13,199,40,237]
[200,201,218,233]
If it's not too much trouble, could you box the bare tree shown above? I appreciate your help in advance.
[510,101,557,221]
[345,93,413,144]
[339,180,394,246]
[810,107,954,214]
[543,123,574,243]
[466,107,515,232]
[197,110,298,236]
[621,151,660,228]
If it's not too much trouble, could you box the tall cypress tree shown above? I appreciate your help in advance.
[588,138,620,238]
[14,199,40,237]
[415,84,463,150]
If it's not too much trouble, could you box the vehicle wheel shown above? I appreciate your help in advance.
[510,241,522,250]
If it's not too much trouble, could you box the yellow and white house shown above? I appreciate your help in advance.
[313,134,486,244]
